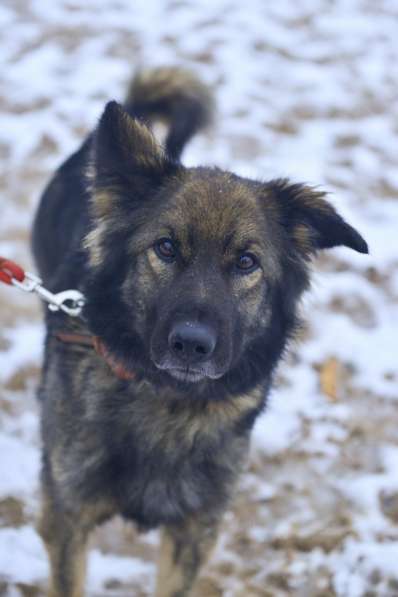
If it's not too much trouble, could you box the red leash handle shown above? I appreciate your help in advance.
[0,257,25,285]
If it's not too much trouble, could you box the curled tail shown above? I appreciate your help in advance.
[124,66,214,161]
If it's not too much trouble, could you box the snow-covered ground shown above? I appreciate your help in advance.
[0,1,397,595]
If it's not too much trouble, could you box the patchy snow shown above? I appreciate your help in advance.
[0,0,397,595]
[0,527,48,584]
[87,550,155,594]
[0,324,44,383]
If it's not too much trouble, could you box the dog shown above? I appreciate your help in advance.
[31,66,368,596]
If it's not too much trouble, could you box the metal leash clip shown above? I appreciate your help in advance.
[0,257,85,318]
[11,272,85,317]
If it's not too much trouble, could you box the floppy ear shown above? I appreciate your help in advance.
[269,179,368,256]
[89,101,175,218]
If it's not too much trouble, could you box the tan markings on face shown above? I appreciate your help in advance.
[145,247,178,291]
[84,185,135,267]
[132,252,166,298]
[234,267,263,291]
[232,267,265,301]
[147,246,169,276]
[83,220,107,267]
[122,246,173,331]
[233,265,265,314]
[90,188,121,219]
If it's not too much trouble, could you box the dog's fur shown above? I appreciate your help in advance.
[32,66,368,596]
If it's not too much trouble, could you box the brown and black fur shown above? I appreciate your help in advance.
[32,66,368,597]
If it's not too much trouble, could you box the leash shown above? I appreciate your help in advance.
[0,256,135,381]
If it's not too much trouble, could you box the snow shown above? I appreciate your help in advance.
[0,0,397,595]
[0,527,48,583]
[0,324,44,382]
[87,551,155,593]
[0,435,40,498]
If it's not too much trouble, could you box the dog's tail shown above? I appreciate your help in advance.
[124,66,214,161]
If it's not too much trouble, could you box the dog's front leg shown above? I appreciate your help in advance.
[38,491,90,597]
[155,513,220,597]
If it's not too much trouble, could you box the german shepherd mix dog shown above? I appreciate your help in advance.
[32,67,368,596]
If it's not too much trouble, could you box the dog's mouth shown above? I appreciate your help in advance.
[154,361,224,383]
[166,368,207,383]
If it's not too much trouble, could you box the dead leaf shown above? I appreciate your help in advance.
[319,357,341,401]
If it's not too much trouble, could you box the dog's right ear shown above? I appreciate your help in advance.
[89,101,174,218]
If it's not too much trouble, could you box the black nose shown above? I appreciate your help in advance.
[168,321,217,364]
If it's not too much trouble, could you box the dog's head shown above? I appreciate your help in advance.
[83,102,367,395]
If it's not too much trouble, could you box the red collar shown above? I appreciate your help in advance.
[55,332,136,381]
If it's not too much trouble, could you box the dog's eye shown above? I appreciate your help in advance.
[154,238,177,262]
[236,252,258,273]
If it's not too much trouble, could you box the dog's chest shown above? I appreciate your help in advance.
[100,395,249,527]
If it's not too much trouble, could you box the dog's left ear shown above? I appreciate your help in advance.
[90,101,175,218]
[269,179,368,256]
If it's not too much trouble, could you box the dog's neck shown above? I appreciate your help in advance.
[55,331,136,381]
